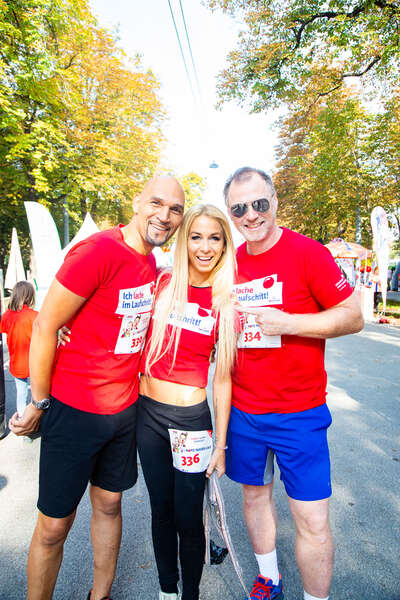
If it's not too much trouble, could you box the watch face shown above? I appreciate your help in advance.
[34,398,50,410]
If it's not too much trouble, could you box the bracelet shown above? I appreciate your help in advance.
[215,444,228,450]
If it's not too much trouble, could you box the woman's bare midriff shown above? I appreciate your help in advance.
[139,374,206,406]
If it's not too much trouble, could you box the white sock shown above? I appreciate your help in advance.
[304,592,329,600]
[254,549,279,586]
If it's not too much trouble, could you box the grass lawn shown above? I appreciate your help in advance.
[376,298,400,326]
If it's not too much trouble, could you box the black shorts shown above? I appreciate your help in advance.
[38,397,138,518]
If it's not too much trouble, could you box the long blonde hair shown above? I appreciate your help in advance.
[145,204,237,377]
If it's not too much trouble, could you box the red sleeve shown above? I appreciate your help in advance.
[0,311,10,333]
[306,243,353,309]
[55,236,108,299]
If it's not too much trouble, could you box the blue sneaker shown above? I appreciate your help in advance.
[247,574,283,599]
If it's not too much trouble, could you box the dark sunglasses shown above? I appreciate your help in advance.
[229,198,270,218]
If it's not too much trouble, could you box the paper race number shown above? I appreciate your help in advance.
[234,274,282,348]
[168,429,213,473]
[114,281,155,354]
[114,312,151,354]
[237,315,281,349]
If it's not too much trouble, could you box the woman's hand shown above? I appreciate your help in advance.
[58,326,71,346]
[206,447,225,479]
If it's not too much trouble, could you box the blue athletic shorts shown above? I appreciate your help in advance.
[226,403,332,501]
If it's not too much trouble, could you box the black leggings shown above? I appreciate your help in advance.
[136,394,212,600]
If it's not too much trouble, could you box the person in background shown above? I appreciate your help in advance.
[390,261,400,291]
[372,266,382,312]
[387,267,393,290]
[0,281,38,439]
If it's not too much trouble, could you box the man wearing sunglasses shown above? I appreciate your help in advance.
[224,167,363,600]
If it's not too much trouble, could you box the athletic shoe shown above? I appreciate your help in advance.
[86,591,112,600]
[159,592,181,600]
[247,574,283,599]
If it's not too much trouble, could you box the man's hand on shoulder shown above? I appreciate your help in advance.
[239,306,298,336]
[9,403,43,436]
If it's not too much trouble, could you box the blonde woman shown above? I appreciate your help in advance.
[137,204,237,600]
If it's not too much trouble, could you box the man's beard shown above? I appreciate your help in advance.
[145,226,170,247]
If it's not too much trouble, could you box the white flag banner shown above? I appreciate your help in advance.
[4,228,26,290]
[24,201,62,308]
[52,212,99,272]
[371,207,390,313]
[60,212,99,262]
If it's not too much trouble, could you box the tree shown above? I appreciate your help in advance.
[371,91,400,232]
[159,172,206,249]
[180,172,207,210]
[206,0,400,111]
[0,0,71,267]
[274,89,379,244]
[0,0,165,269]
[56,23,165,227]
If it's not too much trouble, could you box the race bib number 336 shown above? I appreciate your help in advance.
[168,429,213,473]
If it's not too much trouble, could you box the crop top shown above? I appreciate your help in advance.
[140,274,218,388]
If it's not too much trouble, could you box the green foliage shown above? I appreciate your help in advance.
[0,0,165,269]
[274,88,399,244]
[206,0,400,110]
[206,0,400,246]
[160,172,207,249]
[180,172,207,210]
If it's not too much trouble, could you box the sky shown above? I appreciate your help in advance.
[89,0,279,209]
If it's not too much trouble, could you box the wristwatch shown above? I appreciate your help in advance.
[31,397,51,410]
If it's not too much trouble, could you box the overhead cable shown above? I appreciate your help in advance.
[178,0,202,104]
[167,0,197,103]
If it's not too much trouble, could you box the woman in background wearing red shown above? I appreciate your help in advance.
[0,281,38,433]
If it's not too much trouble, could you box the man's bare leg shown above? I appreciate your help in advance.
[90,485,123,600]
[27,510,76,600]
[242,483,277,553]
[289,497,334,598]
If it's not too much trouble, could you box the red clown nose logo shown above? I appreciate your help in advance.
[263,277,274,289]
[198,307,209,317]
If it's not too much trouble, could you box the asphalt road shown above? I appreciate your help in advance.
[0,322,399,599]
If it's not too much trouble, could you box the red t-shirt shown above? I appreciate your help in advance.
[0,305,38,378]
[51,226,156,414]
[141,274,217,388]
[233,228,353,414]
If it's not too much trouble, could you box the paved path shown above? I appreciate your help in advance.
[0,323,399,599]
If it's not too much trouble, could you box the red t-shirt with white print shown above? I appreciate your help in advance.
[51,226,156,414]
[233,228,353,414]
[141,273,217,388]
